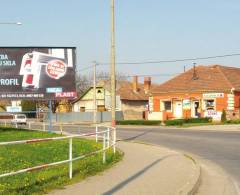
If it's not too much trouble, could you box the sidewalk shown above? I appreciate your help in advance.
[49,141,200,195]
[186,124,240,131]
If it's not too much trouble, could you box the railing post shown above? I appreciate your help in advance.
[28,122,31,129]
[60,123,63,135]
[113,127,116,154]
[43,123,45,131]
[95,125,98,142]
[15,123,18,129]
[107,127,110,148]
[69,138,73,179]
[103,132,106,163]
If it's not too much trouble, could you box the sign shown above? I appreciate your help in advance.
[6,106,22,112]
[203,93,224,99]
[0,47,76,99]
[227,93,235,111]
[183,99,191,110]
[46,87,63,93]
[204,110,222,121]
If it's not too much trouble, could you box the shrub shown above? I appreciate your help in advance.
[225,119,240,124]
[165,117,211,126]
[165,119,184,126]
[221,109,227,123]
[116,120,161,125]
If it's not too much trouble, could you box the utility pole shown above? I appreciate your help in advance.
[110,0,116,127]
[93,61,97,125]
[110,0,116,148]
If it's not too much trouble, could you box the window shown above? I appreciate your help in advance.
[163,101,172,111]
[80,107,85,112]
[204,99,215,110]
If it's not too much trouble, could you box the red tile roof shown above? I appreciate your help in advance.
[151,65,240,94]
[100,80,152,101]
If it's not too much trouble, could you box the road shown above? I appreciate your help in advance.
[25,123,240,188]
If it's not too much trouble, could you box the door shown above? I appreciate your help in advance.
[174,101,183,118]
[191,101,200,118]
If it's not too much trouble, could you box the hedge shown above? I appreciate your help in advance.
[165,117,212,126]
[116,120,161,125]
[225,120,240,124]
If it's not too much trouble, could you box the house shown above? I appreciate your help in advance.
[149,65,240,121]
[72,76,153,120]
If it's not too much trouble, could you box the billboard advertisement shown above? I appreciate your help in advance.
[0,47,77,99]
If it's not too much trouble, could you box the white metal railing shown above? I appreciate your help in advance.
[0,127,116,179]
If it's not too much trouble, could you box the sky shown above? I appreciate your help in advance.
[1,0,240,84]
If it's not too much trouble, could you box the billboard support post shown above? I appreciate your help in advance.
[49,100,53,133]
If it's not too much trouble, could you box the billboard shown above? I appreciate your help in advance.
[0,47,77,99]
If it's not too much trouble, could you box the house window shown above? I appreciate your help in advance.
[163,101,172,111]
[204,99,215,110]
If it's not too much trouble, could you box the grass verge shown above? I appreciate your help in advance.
[0,127,123,195]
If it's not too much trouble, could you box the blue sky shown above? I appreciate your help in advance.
[1,0,240,83]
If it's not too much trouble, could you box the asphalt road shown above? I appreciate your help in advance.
[116,127,240,187]
[26,123,240,187]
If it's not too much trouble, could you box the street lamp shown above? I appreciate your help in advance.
[0,22,22,25]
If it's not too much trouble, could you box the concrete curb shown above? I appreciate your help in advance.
[127,141,202,195]
[176,154,201,195]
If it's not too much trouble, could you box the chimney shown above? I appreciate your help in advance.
[192,63,198,80]
[132,76,138,92]
[144,77,151,92]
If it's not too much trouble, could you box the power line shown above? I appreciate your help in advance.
[99,53,240,65]
[77,53,240,72]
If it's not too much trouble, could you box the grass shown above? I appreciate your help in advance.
[0,127,123,195]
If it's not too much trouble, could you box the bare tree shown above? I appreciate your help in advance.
[75,71,127,96]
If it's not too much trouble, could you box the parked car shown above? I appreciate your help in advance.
[11,114,27,125]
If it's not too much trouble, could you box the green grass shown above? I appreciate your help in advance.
[0,127,123,195]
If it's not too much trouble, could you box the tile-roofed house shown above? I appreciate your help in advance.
[72,76,153,120]
[148,65,240,121]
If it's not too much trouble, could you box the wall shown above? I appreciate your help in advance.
[73,100,105,112]
[45,111,124,123]
[121,100,148,120]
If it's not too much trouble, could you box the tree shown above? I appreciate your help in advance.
[75,71,127,96]
[221,109,227,123]
[21,100,37,118]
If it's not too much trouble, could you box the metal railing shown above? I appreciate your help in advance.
[0,126,116,179]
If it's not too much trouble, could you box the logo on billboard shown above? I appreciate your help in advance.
[46,60,67,79]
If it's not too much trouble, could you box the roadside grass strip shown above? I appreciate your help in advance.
[0,128,123,195]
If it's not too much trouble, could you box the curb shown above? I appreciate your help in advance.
[176,154,201,195]
[125,140,202,195]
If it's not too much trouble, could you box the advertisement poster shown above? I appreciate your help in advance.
[0,47,77,99]
[183,99,191,110]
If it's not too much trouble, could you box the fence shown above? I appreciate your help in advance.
[0,125,116,179]
[45,111,124,123]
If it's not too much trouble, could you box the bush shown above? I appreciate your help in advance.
[225,119,240,124]
[165,117,211,126]
[116,120,161,125]
[221,109,227,123]
[165,119,184,126]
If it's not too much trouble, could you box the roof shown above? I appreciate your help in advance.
[99,80,152,101]
[72,79,155,103]
[151,65,240,94]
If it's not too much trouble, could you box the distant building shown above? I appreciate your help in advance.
[149,65,240,121]
[72,77,153,120]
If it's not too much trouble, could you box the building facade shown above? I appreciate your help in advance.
[72,77,152,120]
[149,65,240,121]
